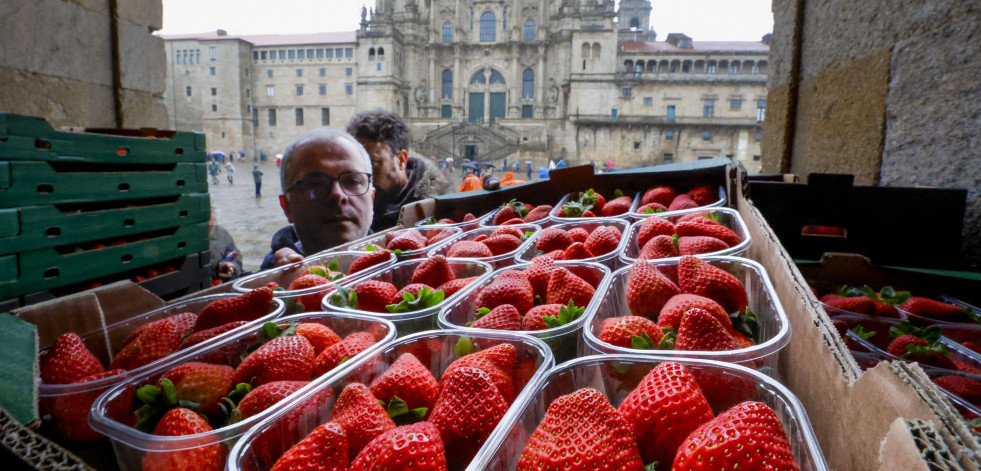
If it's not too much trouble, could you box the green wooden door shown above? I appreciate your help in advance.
[469,93,484,123]
[489,92,506,123]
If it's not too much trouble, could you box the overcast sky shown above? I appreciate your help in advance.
[159,0,773,42]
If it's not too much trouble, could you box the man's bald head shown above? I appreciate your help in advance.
[280,127,372,193]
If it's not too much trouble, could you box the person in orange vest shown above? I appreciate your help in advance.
[499,171,525,187]
[458,173,483,192]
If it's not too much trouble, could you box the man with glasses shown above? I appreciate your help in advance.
[260,128,375,269]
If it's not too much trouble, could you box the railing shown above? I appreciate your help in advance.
[416,122,520,162]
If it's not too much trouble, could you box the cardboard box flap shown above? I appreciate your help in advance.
[92,281,165,326]
[0,407,95,471]
[893,363,981,462]
[880,418,955,471]
[14,292,106,349]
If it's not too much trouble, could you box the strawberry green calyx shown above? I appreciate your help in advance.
[614,189,624,198]
[904,342,950,358]
[730,309,760,342]
[219,383,253,425]
[849,326,876,340]
[329,283,358,309]
[501,199,530,217]
[134,379,200,433]
[671,233,680,250]
[241,322,298,360]
[706,212,720,222]
[455,336,474,357]
[631,332,658,350]
[644,463,660,471]
[542,300,585,328]
[889,322,941,342]
[310,260,345,281]
[385,287,446,313]
[309,266,328,277]
[643,207,666,214]
[522,231,535,241]
[365,244,377,251]
[424,219,436,225]
[562,201,589,218]
[466,307,491,327]
[379,396,428,425]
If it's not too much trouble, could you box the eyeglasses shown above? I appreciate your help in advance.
[285,171,373,199]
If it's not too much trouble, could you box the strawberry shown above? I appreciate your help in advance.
[491,226,524,239]
[566,227,589,243]
[295,323,342,355]
[626,261,681,318]
[40,333,104,385]
[471,304,523,331]
[287,274,330,311]
[673,401,800,471]
[676,308,740,352]
[636,216,676,249]
[886,334,957,369]
[675,219,740,247]
[886,334,928,357]
[271,422,347,471]
[443,343,516,404]
[525,256,558,297]
[517,388,644,470]
[314,331,377,376]
[493,204,522,225]
[111,314,197,371]
[642,186,677,206]
[330,383,397,461]
[349,249,393,274]
[158,362,234,419]
[369,353,440,414]
[935,375,981,404]
[824,296,877,315]
[637,202,669,214]
[410,254,456,288]
[430,365,509,468]
[545,266,596,308]
[639,234,680,260]
[585,225,622,256]
[561,241,593,260]
[426,228,456,245]
[348,422,447,471]
[463,212,476,221]
[237,380,310,420]
[447,239,494,258]
[872,299,901,317]
[619,362,714,464]
[437,277,476,297]
[194,287,274,331]
[899,297,969,321]
[687,185,717,206]
[142,408,226,471]
[474,271,535,314]
[678,255,748,313]
[954,361,981,375]
[657,294,732,331]
[598,315,664,349]
[523,205,553,223]
[966,341,981,354]
[234,334,315,387]
[482,234,522,255]
[523,301,585,330]
[179,321,247,350]
[51,369,128,442]
[676,213,717,225]
[501,217,526,225]
[581,210,597,217]
[668,193,699,211]
[535,227,574,253]
[387,233,425,251]
[601,195,632,216]
[351,280,399,313]
[391,283,434,303]
[676,235,727,255]
[731,329,757,349]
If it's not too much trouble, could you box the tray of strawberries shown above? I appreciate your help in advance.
[429,223,542,269]
[628,183,727,218]
[472,355,827,471]
[231,250,398,313]
[831,315,981,373]
[480,199,555,226]
[37,289,285,443]
[620,207,751,264]
[88,312,397,471]
[415,210,491,230]
[582,256,790,376]
[438,261,611,362]
[818,284,981,327]
[549,188,636,221]
[348,226,462,259]
[515,218,630,269]
[227,329,554,471]
[322,256,494,335]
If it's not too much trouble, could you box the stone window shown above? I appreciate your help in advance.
[244,68,249,77]
[260,51,267,61]
[756,99,767,122]
[267,86,274,97]
[322,108,330,125]
[296,69,302,77]
[471,71,486,84]
[267,69,273,78]
[279,50,286,60]
[211,104,217,112]
[377,63,381,71]
[707,62,717,73]
[755,132,762,142]
[524,19,535,41]
[253,51,258,61]
[442,22,453,43]
[295,108,304,126]
[480,11,496,42]
[663,153,673,164]
[319,84,327,96]
[296,85,303,96]
[246,89,250,97]
[698,156,714,160]
[345,84,353,95]
[730,63,740,73]
[319,68,326,77]
[634,141,641,150]
[621,87,631,98]
[702,130,712,141]
[665,130,675,140]
[369,48,375,60]
[442,69,453,99]
[730,98,742,110]
[703,99,715,117]
[288,50,295,60]
[209,67,216,75]
[345,48,353,58]
[298,49,305,59]
[489,70,505,84]
[317,49,324,58]
[335,47,343,58]
[753,155,761,161]
[307,49,314,58]
[442,105,452,118]
[522,105,533,118]
[377,48,384,60]
[209,47,216,60]
[522,68,534,98]
[643,97,653,106]
[346,67,353,76]
[326,48,334,58]
[268,109,276,126]
[195,50,200,64]
[210,88,217,96]
[185,86,191,97]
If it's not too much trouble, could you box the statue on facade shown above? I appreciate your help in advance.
[414,87,428,105]
[547,80,560,105]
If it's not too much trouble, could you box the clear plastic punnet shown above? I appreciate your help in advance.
[832,313,981,371]
[619,207,752,265]
[347,225,462,259]
[514,218,630,270]
[472,355,828,471]
[898,295,981,327]
[88,311,396,471]
[415,209,494,230]
[227,329,555,471]
[322,258,494,335]
[438,261,611,363]
[231,250,397,314]
[627,184,728,219]
[38,293,285,442]
[428,223,542,269]
[582,256,790,378]
[547,191,638,224]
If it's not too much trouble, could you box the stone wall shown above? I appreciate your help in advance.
[0,0,167,129]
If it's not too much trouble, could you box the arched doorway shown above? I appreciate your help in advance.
[467,68,507,124]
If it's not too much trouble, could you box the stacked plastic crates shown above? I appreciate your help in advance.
[0,112,212,309]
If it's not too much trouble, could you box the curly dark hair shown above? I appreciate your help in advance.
[346,109,409,153]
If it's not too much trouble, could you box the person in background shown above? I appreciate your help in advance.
[458,172,482,192]
[252,165,264,197]
[526,161,533,180]
[261,128,375,269]
[346,110,450,232]
[208,206,242,283]
[224,161,235,184]
[500,171,525,187]
[208,159,220,184]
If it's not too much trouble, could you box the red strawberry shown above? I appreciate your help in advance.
[426,228,456,245]
[601,196,632,216]
[731,330,757,350]
[194,287,274,331]
[410,255,456,288]
[954,361,981,375]
[522,301,585,331]
[535,227,574,253]
[585,225,622,256]
[523,205,553,223]
[637,202,669,214]
[330,383,397,461]
[369,353,440,413]
[40,333,105,385]
[668,193,699,211]
[824,296,877,315]
[900,297,969,321]
[471,304,523,331]
[581,210,597,218]
[121,311,196,349]
[517,388,644,470]
[270,422,347,471]
[501,217,526,225]
[676,219,740,246]
[886,334,928,357]
[566,227,590,243]
[474,271,535,314]
[687,185,717,205]
[430,366,509,468]
[141,408,226,471]
[348,422,446,471]
[353,280,399,313]
[111,314,196,371]
[966,341,981,355]
[642,186,677,206]
[314,331,377,376]
[437,277,475,298]
[525,256,558,297]
[619,362,714,464]
[348,249,393,274]
[287,274,330,311]
[936,375,981,404]
[493,204,521,225]
[436,218,455,225]
[657,294,732,331]
[51,369,128,442]
[676,213,717,225]
[158,362,234,419]
[673,401,801,471]
[447,240,494,258]
[470,234,487,242]
[463,212,476,221]
[887,334,957,369]
[234,334,315,387]
[295,323,342,355]
[391,283,434,303]
[676,308,740,351]
[871,299,901,317]
[561,241,593,260]
[443,343,516,404]
[678,235,729,256]
[626,261,680,318]
[545,266,596,308]
[598,316,664,349]
[636,216,676,249]
[237,380,310,419]
[639,234,680,260]
[481,234,522,255]
[491,226,523,239]
[678,255,748,313]
[179,321,247,350]
[388,233,425,251]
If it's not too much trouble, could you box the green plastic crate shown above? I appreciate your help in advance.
[0,112,206,164]
[0,222,210,301]
[0,161,208,208]
[0,193,211,255]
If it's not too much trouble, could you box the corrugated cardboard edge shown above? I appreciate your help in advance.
[881,418,958,471]
[0,407,94,471]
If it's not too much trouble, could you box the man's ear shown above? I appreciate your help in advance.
[279,195,293,223]
[370,187,375,202]
[396,149,409,171]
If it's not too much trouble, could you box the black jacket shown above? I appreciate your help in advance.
[260,225,303,270]
[371,156,450,232]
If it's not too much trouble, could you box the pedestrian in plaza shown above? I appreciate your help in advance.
[261,128,375,269]
[208,206,242,283]
[346,109,450,232]
[526,162,532,180]
[252,165,264,197]
[224,161,235,184]
[208,159,220,184]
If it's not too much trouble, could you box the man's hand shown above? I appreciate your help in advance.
[217,261,236,279]
[273,247,305,268]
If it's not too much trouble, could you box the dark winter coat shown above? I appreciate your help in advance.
[371,156,450,232]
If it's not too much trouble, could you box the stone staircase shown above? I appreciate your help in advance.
[416,122,519,162]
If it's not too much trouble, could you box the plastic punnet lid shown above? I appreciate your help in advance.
[618,207,752,265]
[232,250,398,295]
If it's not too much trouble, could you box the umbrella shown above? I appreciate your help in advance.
[481,161,496,168]
[238,151,245,156]
[461,162,478,170]
[445,157,454,163]
[525,160,533,164]
[605,160,615,167]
